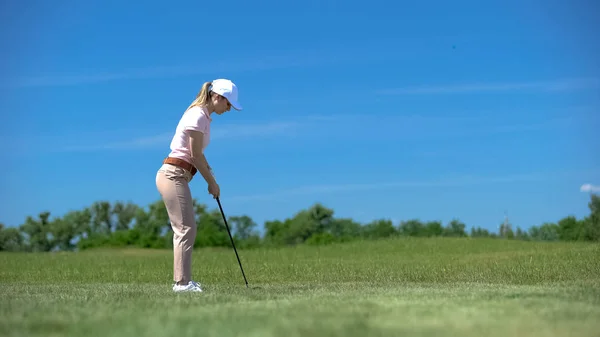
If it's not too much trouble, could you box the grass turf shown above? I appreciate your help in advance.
[1,237,599,336]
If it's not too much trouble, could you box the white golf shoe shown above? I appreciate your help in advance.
[172,280,203,293]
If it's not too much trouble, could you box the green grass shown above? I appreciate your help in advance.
[1,237,599,337]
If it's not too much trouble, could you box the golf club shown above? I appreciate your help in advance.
[216,197,249,288]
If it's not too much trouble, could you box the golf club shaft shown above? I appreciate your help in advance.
[216,197,249,287]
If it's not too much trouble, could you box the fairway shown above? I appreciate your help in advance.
[1,237,599,337]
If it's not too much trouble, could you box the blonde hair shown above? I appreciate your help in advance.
[186,81,213,111]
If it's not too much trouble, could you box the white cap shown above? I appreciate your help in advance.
[210,79,243,111]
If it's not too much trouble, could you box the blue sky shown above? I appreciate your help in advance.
[1,0,599,234]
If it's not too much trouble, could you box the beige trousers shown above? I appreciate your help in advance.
[156,163,197,284]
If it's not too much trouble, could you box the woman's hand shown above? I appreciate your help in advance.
[208,181,220,199]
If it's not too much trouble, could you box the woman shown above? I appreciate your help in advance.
[156,78,243,292]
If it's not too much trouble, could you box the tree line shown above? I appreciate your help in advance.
[1,193,599,252]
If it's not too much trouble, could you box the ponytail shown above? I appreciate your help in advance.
[186,81,212,111]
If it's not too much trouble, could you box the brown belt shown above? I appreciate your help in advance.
[163,157,197,176]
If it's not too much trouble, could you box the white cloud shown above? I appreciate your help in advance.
[87,112,573,153]
[5,47,391,88]
[35,106,585,154]
[226,172,562,202]
[59,121,300,152]
[376,78,600,95]
[3,56,303,87]
[211,122,298,139]
[60,133,173,152]
[580,184,600,193]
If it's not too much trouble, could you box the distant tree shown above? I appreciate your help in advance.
[529,223,560,241]
[398,219,425,237]
[2,193,599,252]
[424,221,444,237]
[229,215,258,241]
[470,227,492,238]
[19,212,53,252]
[514,227,530,241]
[499,218,514,239]
[0,223,25,252]
[362,219,397,239]
[443,219,467,237]
[557,216,584,241]
[329,218,362,241]
[581,194,600,241]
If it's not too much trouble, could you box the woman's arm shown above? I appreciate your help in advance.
[188,130,216,187]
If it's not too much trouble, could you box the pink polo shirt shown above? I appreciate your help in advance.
[168,105,212,164]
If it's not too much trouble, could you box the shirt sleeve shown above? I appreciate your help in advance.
[181,106,209,133]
